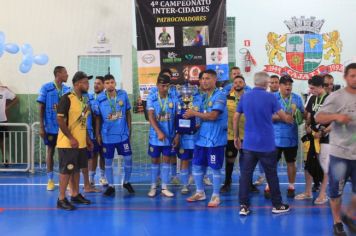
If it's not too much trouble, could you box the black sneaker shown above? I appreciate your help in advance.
[333,222,347,236]
[272,204,290,214]
[342,214,356,233]
[57,198,76,211]
[287,188,295,198]
[264,189,271,199]
[220,183,231,193]
[103,186,116,197]
[71,193,91,205]
[239,205,250,216]
[123,182,135,194]
[250,184,260,193]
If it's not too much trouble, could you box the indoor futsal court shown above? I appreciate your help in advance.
[1,0,356,236]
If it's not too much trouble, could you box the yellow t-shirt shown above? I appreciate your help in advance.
[56,92,89,148]
[227,90,245,140]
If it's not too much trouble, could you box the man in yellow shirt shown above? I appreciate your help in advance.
[221,75,248,193]
[56,71,93,210]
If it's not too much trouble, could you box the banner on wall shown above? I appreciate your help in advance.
[135,0,227,100]
[264,16,343,80]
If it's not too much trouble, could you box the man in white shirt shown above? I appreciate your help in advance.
[0,85,18,164]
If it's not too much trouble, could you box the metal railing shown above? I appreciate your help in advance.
[0,123,31,172]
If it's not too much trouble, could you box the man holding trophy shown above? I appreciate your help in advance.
[175,83,202,194]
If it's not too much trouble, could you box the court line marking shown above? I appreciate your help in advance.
[0,205,329,212]
[0,183,307,186]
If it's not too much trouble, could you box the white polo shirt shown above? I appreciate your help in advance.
[0,87,16,122]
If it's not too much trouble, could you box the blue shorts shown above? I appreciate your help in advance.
[148,144,176,158]
[329,155,356,198]
[177,148,193,160]
[193,145,225,170]
[44,133,58,147]
[102,139,132,159]
[87,139,102,159]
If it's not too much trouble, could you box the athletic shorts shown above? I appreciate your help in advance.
[193,145,224,170]
[102,139,132,159]
[44,133,58,147]
[58,148,88,174]
[177,148,193,160]
[277,146,298,163]
[328,155,356,198]
[148,144,176,158]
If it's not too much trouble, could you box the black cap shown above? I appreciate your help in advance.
[157,74,170,84]
[72,71,93,84]
[308,75,324,87]
[279,75,293,84]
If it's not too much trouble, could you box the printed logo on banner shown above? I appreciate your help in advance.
[206,47,229,81]
[183,65,206,85]
[183,26,209,47]
[264,16,343,80]
[206,64,229,82]
[182,49,205,65]
[138,50,161,68]
[161,51,182,64]
[155,27,175,48]
[168,66,184,85]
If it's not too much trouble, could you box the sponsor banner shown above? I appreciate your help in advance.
[135,0,227,98]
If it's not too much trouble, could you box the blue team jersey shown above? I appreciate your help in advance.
[96,90,131,144]
[273,92,304,147]
[195,88,227,147]
[37,82,71,134]
[86,92,104,140]
[147,92,177,146]
[179,92,203,150]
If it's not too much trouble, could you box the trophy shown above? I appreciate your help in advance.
[176,83,196,134]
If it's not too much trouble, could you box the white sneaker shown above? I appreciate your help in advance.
[161,188,174,198]
[188,175,194,185]
[203,176,212,186]
[147,187,157,198]
[181,186,190,195]
[99,177,108,186]
[187,192,206,202]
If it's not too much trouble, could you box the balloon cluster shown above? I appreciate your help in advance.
[0,31,49,73]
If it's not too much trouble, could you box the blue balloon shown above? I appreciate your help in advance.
[34,54,49,65]
[19,62,32,73]
[5,43,19,54]
[21,43,33,55]
[0,32,5,44]
[22,54,33,65]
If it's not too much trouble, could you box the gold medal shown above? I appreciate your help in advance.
[168,102,173,108]
[208,101,213,107]
[119,100,123,106]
